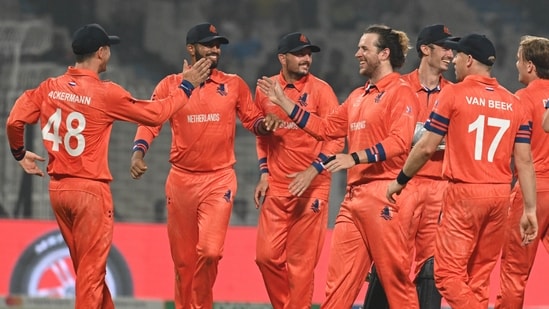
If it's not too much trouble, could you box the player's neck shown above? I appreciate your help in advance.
[418,65,442,89]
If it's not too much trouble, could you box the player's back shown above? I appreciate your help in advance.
[38,70,117,181]
[436,75,525,184]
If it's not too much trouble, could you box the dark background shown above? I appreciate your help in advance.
[0,0,545,226]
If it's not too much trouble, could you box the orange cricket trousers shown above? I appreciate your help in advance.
[321,180,420,309]
[165,166,236,309]
[495,179,549,309]
[256,195,329,309]
[435,182,510,309]
[409,178,447,278]
[49,177,114,309]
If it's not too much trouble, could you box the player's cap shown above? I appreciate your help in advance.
[444,33,496,66]
[415,24,456,54]
[72,23,120,55]
[277,32,320,54]
[186,23,229,45]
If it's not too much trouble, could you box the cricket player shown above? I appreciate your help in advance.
[254,32,344,309]
[6,23,210,309]
[386,33,538,309]
[364,23,456,309]
[495,35,549,309]
[258,24,421,309]
[130,23,279,309]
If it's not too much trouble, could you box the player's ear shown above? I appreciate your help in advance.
[186,44,195,57]
[277,53,286,65]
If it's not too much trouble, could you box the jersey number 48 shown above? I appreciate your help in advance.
[41,108,86,157]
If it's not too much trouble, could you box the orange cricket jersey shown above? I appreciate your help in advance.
[6,67,187,181]
[288,72,419,186]
[133,69,264,172]
[401,69,452,179]
[425,75,531,184]
[255,73,344,198]
[515,79,549,179]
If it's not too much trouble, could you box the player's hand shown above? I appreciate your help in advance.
[386,180,405,204]
[181,58,212,88]
[519,210,538,246]
[254,173,269,209]
[130,151,148,179]
[287,166,317,197]
[262,113,284,132]
[18,151,45,177]
[257,76,285,106]
[321,153,355,173]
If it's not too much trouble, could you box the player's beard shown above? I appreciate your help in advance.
[287,64,309,80]
[360,60,379,79]
[196,52,219,69]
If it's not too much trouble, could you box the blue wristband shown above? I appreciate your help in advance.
[312,161,324,173]
[179,80,195,98]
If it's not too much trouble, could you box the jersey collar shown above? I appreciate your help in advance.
[277,71,310,92]
[67,66,100,80]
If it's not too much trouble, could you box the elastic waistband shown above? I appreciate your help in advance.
[50,175,110,184]
[447,181,509,187]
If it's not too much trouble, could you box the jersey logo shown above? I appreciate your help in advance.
[298,93,308,107]
[217,84,227,96]
[311,199,320,213]
[380,205,393,220]
[374,92,385,103]
[223,189,232,202]
[485,87,494,92]
[68,81,76,87]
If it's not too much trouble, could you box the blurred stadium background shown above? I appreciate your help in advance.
[2,0,549,307]
[2,0,548,224]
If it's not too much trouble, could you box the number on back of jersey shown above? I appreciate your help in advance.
[42,108,86,156]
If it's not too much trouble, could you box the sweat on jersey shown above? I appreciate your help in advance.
[255,72,344,199]
[133,68,265,172]
[285,72,419,186]
[424,75,532,184]
[6,67,190,182]
[401,69,452,179]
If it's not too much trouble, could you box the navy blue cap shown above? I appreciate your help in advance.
[416,24,456,54]
[186,23,229,45]
[277,32,320,54]
[72,24,120,55]
[444,33,496,66]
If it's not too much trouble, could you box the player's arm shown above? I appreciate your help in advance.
[325,89,419,173]
[386,130,442,203]
[256,76,348,141]
[129,78,172,180]
[287,86,345,196]
[514,120,538,244]
[305,86,345,174]
[6,88,46,176]
[237,78,281,136]
[254,135,269,208]
[253,89,271,206]
[108,58,211,127]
